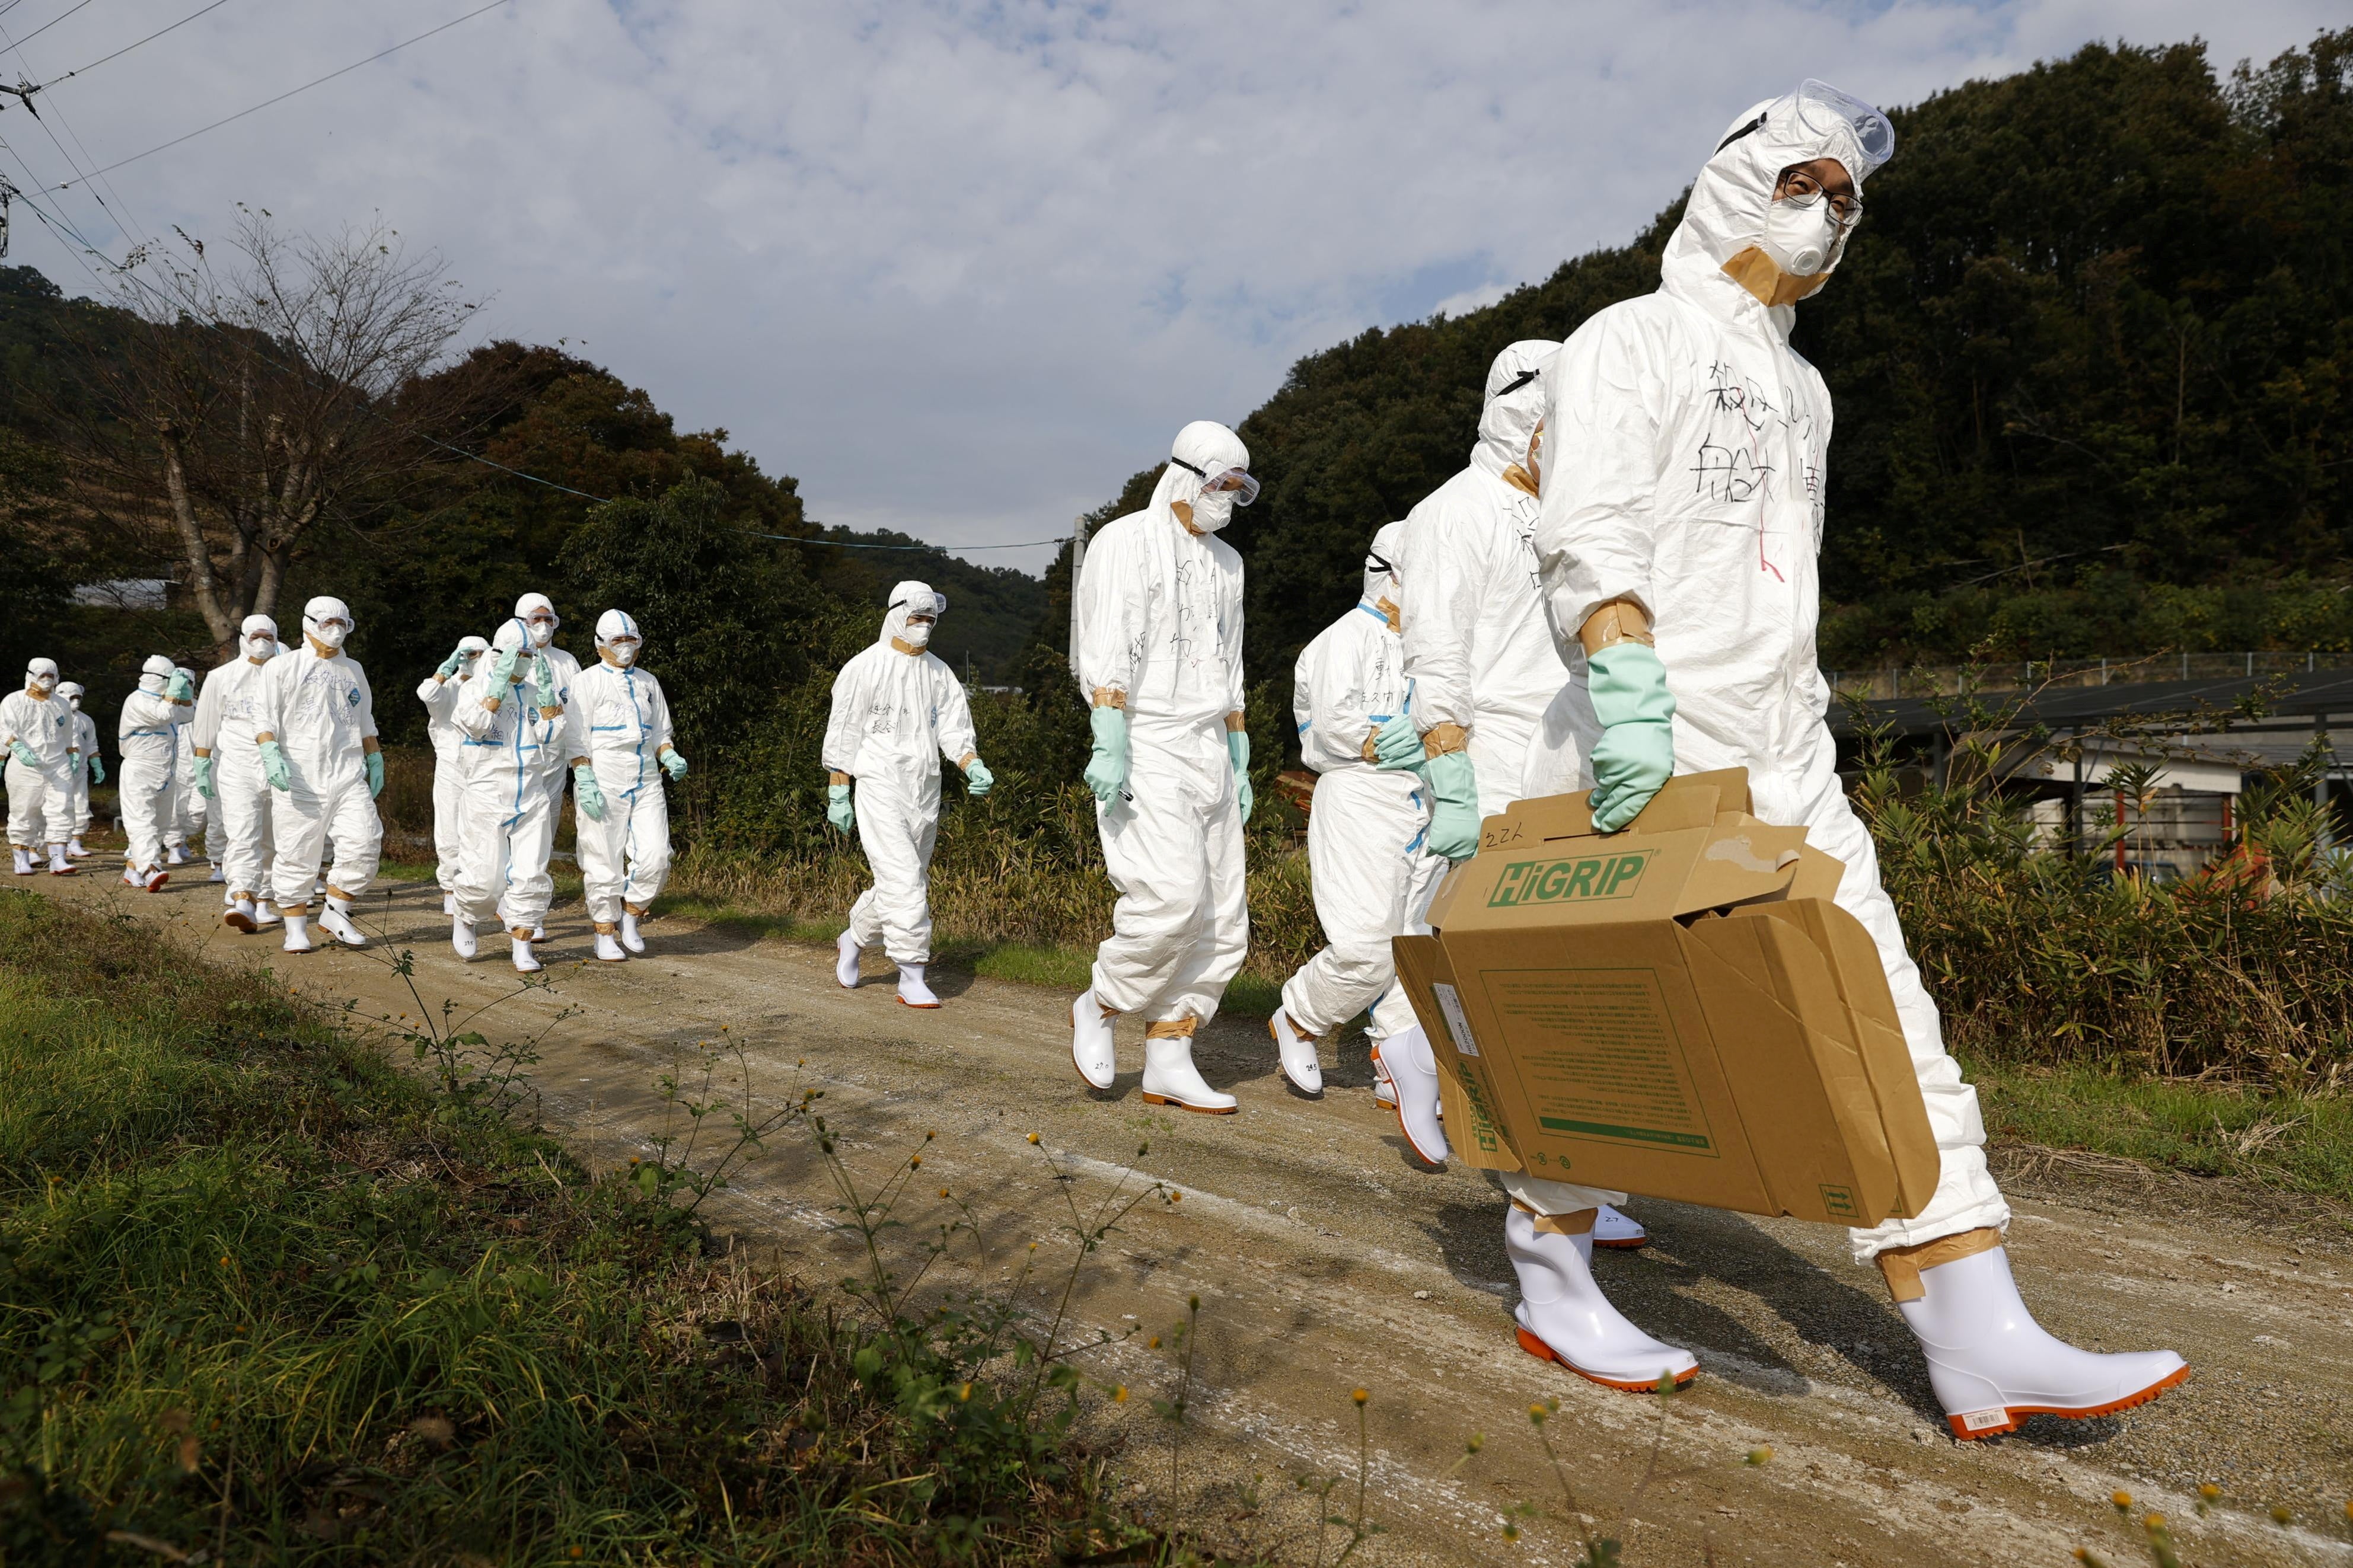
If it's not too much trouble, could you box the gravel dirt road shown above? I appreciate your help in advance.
[34,860,2353,1567]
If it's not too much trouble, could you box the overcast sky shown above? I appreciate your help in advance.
[2,0,2339,573]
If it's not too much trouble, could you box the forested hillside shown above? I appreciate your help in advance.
[1056,31,2353,696]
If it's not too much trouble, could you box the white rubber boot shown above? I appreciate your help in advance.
[225,895,259,933]
[66,837,89,858]
[120,864,141,887]
[531,922,545,942]
[1372,1056,1398,1107]
[1506,1206,1698,1393]
[511,934,542,974]
[318,898,367,948]
[896,964,941,1009]
[11,847,33,876]
[47,845,76,876]
[1593,1205,1649,1250]
[141,866,169,893]
[442,892,457,916]
[208,863,224,883]
[281,914,315,954]
[835,930,863,989]
[166,844,189,866]
[620,911,646,954]
[251,902,282,930]
[1072,990,1117,1090]
[451,915,478,960]
[1896,1241,2188,1439]
[594,930,627,963]
[1140,1030,1236,1114]
[1267,1011,1324,1096]
[1372,1024,1448,1165]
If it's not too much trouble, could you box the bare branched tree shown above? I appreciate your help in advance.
[71,209,483,644]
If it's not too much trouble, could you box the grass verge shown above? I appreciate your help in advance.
[0,889,1136,1561]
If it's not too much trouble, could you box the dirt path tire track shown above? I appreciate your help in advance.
[34,864,2353,1567]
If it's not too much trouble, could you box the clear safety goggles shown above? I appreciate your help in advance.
[1775,166,1863,228]
[1792,79,1894,180]
[891,590,948,619]
[1170,457,1260,506]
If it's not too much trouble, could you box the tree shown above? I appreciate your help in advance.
[71,210,484,646]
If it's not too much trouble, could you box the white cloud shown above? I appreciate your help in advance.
[4,0,2339,574]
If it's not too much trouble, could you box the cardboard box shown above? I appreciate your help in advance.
[1394,770,1937,1227]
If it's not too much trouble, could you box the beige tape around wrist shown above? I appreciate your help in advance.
[1579,598,1654,656]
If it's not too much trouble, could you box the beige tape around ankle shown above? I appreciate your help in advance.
[1509,1200,1596,1236]
[1874,1226,2002,1303]
[1144,1017,1199,1040]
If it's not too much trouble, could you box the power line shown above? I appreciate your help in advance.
[7,0,93,52]
[0,12,154,251]
[54,0,509,188]
[35,0,227,89]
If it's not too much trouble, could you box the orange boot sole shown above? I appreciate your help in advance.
[1139,1091,1238,1116]
[1515,1326,1699,1394]
[1946,1363,2191,1440]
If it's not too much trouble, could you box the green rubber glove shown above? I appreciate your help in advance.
[1226,729,1253,823]
[490,644,524,690]
[88,753,105,784]
[533,655,559,711]
[259,739,291,791]
[661,748,688,781]
[573,762,606,822]
[191,755,211,798]
[1423,749,1481,860]
[965,757,993,797]
[7,740,35,767]
[436,644,470,680]
[1585,642,1676,834]
[1371,713,1424,771]
[1083,706,1128,806]
[165,669,195,704]
[827,782,855,832]
[364,751,385,799]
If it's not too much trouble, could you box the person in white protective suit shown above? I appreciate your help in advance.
[194,616,285,932]
[1511,81,2188,1431]
[513,592,587,941]
[1069,422,1258,1112]
[576,610,689,963]
[450,618,605,973]
[165,669,211,872]
[1376,345,1651,1248]
[57,682,100,858]
[416,635,491,916]
[1267,525,1447,1117]
[4,660,80,876]
[824,585,990,1007]
[254,597,385,954]
[115,655,195,892]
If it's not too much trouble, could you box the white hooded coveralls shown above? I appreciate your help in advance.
[1393,341,1571,819]
[822,585,977,965]
[1281,526,1447,1041]
[512,593,588,815]
[575,614,677,927]
[195,631,281,901]
[168,702,208,856]
[1518,91,2006,1260]
[2,675,75,848]
[116,664,192,874]
[451,621,567,934]
[1073,424,1252,1024]
[416,638,490,899]
[64,699,96,835]
[256,639,382,911]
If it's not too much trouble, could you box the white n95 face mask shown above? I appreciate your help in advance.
[901,621,934,649]
[528,620,555,649]
[1188,488,1237,532]
[1762,196,1841,279]
[608,642,639,666]
[310,622,349,650]
[247,635,276,660]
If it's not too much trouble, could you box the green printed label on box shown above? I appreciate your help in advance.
[1485,851,1654,909]
[1478,966,1718,1157]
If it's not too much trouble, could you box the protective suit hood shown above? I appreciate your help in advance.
[1146,421,1254,532]
[302,596,353,652]
[1363,521,1405,607]
[25,657,57,691]
[594,610,640,646]
[58,681,82,710]
[492,618,531,660]
[241,614,280,660]
[1471,340,1561,480]
[139,653,176,694]
[1661,79,1895,331]
[882,582,945,650]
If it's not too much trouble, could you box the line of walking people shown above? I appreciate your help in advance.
[5,592,684,970]
[819,78,2189,1442]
